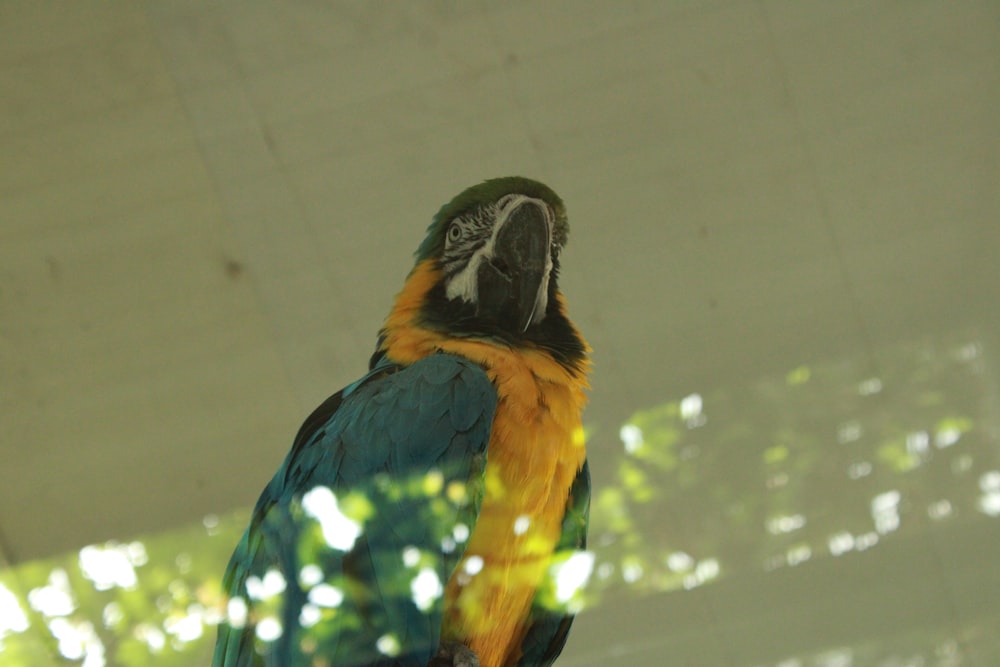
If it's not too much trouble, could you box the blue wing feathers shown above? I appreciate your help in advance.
[214,354,496,667]
[517,459,591,666]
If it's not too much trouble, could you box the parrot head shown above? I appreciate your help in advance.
[375,177,587,375]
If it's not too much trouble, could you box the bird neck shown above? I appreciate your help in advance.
[375,259,592,386]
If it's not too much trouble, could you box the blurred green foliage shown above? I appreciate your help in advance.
[586,336,995,602]
[0,511,247,666]
[0,334,997,665]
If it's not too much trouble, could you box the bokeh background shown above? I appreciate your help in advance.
[2,2,998,665]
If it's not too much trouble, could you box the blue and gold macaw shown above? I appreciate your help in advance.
[213,177,591,667]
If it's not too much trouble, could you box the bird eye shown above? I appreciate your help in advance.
[447,222,463,244]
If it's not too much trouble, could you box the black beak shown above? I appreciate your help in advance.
[476,200,550,333]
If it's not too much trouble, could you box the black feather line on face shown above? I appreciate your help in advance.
[416,256,588,376]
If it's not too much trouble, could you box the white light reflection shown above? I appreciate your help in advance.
[79,544,138,591]
[906,431,930,460]
[955,342,981,361]
[619,424,643,454]
[837,420,862,444]
[828,532,855,557]
[300,604,321,628]
[82,636,107,667]
[815,647,853,667]
[786,545,812,566]
[680,393,706,427]
[245,570,286,600]
[665,551,694,572]
[980,470,1000,492]
[299,564,323,587]
[203,603,223,627]
[302,486,362,551]
[226,597,248,629]
[871,490,901,513]
[377,633,401,656]
[552,551,595,605]
[979,492,1000,517]
[167,579,188,600]
[255,617,282,642]
[513,515,531,536]
[402,546,421,568]
[0,582,29,637]
[935,427,961,448]
[102,601,123,629]
[858,377,883,395]
[679,394,702,420]
[48,617,105,665]
[847,461,872,480]
[766,514,806,535]
[49,618,84,659]
[175,553,192,574]
[695,558,719,581]
[981,473,1000,516]
[202,514,220,535]
[134,623,166,652]
[28,569,76,617]
[871,490,902,534]
[308,584,344,608]
[927,500,953,521]
[463,555,484,576]
[621,559,643,584]
[127,542,148,567]
[410,568,443,611]
[163,606,204,643]
[855,532,879,551]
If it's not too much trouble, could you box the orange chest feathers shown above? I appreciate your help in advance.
[437,342,588,667]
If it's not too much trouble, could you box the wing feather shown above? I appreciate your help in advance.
[213,354,496,667]
[517,459,591,666]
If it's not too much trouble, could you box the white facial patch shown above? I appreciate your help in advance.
[529,252,553,327]
[445,235,492,303]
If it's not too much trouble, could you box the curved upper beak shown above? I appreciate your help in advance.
[476,200,551,333]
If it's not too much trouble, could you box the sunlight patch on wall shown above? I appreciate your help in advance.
[0,583,29,637]
[0,332,996,665]
[584,331,999,606]
[754,628,972,667]
[0,511,248,666]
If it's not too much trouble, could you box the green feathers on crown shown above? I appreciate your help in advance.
[415,177,569,264]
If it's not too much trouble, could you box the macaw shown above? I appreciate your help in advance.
[213,177,591,667]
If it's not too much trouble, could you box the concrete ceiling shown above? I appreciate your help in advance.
[2,2,998,665]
